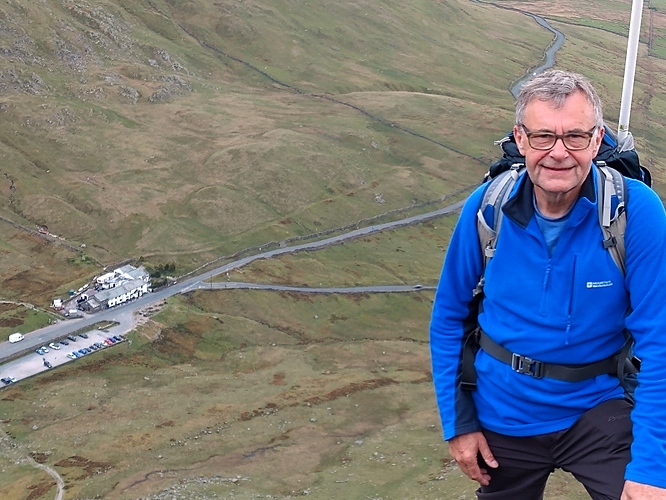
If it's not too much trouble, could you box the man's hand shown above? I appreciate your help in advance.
[448,431,498,486]
[622,480,666,499]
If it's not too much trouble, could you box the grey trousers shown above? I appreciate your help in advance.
[477,398,633,500]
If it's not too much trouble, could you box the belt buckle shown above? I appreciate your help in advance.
[511,353,544,378]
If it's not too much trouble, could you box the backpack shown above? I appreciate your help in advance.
[461,126,650,402]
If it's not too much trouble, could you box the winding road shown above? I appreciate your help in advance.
[1,197,465,363]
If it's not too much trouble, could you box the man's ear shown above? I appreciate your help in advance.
[513,124,527,155]
[590,125,604,157]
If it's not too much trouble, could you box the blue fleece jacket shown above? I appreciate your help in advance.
[430,166,666,488]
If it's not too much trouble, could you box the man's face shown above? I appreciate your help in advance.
[514,91,603,205]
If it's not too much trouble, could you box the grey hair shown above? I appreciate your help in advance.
[515,70,604,128]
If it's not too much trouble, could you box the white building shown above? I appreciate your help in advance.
[94,279,148,309]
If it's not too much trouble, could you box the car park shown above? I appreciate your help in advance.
[67,335,77,342]
[79,333,89,339]
[60,339,69,346]
[48,342,60,350]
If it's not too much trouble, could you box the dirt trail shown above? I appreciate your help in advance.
[27,456,65,500]
[0,429,64,500]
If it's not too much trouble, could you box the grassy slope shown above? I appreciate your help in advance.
[0,0,546,305]
[0,283,588,500]
[1,0,666,499]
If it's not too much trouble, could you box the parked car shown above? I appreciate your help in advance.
[94,342,106,349]
[48,342,60,350]
[35,347,47,355]
[79,333,89,339]
[77,349,87,356]
[112,336,123,342]
[60,339,69,346]
[43,359,52,369]
[67,352,77,359]
[104,338,114,346]
[1,376,16,385]
[88,344,98,351]
[67,335,77,342]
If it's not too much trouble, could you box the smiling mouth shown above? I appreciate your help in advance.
[542,165,575,171]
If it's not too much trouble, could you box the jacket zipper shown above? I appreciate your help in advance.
[540,261,551,316]
[565,255,577,345]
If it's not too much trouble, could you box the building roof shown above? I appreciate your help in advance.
[94,279,146,302]
[116,264,136,275]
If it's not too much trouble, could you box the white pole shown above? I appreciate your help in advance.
[618,0,644,143]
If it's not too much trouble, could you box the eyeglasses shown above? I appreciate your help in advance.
[520,125,598,151]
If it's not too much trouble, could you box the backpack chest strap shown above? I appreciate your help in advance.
[478,329,624,382]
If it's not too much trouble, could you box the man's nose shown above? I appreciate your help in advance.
[548,137,569,158]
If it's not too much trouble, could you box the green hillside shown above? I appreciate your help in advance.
[0,0,550,305]
[2,1,666,307]
[2,1,666,498]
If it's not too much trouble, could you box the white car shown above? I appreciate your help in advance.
[67,352,77,359]
[48,342,61,350]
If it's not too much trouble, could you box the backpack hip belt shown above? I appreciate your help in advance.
[477,329,634,382]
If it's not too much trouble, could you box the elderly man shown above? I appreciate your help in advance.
[430,70,666,499]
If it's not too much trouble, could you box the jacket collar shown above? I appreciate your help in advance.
[503,164,597,229]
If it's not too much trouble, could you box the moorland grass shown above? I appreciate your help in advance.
[0,0,554,304]
[0,287,588,499]
[4,0,664,306]
[220,219,458,288]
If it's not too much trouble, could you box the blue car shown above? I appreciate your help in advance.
[77,349,87,356]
